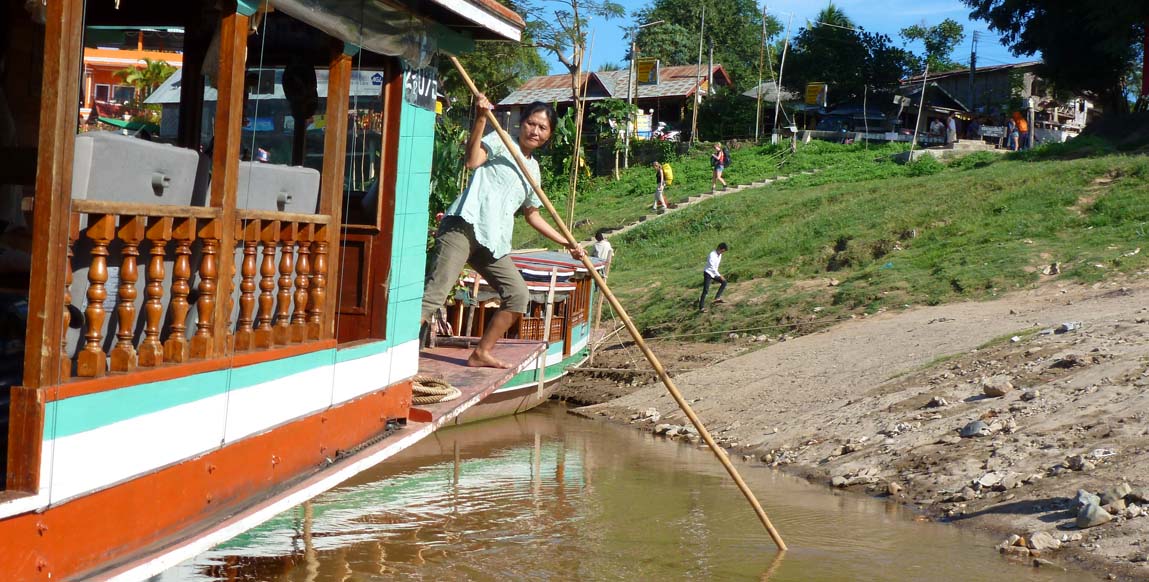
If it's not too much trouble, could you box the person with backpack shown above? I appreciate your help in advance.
[710,143,728,192]
[651,161,668,212]
[661,161,674,186]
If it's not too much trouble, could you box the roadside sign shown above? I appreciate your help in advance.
[805,82,828,106]
[636,58,659,85]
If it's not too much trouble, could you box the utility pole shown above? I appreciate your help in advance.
[910,63,929,155]
[707,38,714,97]
[968,31,978,113]
[690,5,705,145]
[772,12,793,143]
[626,39,636,169]
[755,4,766,141]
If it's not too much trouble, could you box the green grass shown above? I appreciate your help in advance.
[517,139,1149,339]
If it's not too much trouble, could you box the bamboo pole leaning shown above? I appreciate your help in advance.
[448,56,787,552]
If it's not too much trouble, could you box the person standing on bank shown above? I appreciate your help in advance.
[710,143,728,192]
[421,97,584,368]
[698,242,728,312]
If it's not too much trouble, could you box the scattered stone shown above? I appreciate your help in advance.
[938,434,962,445]
[1105,499,1127,515]
[1055,321,1081,334]
[1124,504,1143,519]
[1059,533,1084,543]
[1131,554,1149,563]
[887,482,903,496]
[1127,487,1149,504]
[1051,354,1086,369]
[1026,531,1061,551]
[654,423,674,435]
[1020,389,1040,401]
[925,396,949,408]
[982,375,1014,397]
[1077,503,1113,529]
[1072,489,1100,510]
[828,278,840,287]
[1032,558,1064,570]
[960,420,992,438]
[1042,263,1061,276]
[996,474,1023,491]
[1010,335,1021,343]
[977,472,1006,489]
[1068,455,1090,471]
[831,476,848,488]
[1100,483,1132,505]
[999,545,1031,558]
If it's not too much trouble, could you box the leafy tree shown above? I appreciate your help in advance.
[900,18,966,72]
[588,98,637,178]
[785,11,912,104]
[519,0,625,223]
[597,62,623,71]
[632,0,781,90]
[438,40,548,106]
[961,0,1149,114]
[113,58,177,103]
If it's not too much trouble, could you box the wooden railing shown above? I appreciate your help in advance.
[64,200,332,378]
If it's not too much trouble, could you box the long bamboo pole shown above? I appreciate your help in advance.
[449,55,787,552]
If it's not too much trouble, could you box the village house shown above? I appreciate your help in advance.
[497,64,732,140]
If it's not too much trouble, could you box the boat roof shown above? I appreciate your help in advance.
[511,250,607,272]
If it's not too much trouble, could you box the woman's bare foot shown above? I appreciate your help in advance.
[467,348,512,368]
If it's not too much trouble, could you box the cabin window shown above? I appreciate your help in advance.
[93,84,111,102]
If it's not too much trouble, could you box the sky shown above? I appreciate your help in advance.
[540,0,1028,76]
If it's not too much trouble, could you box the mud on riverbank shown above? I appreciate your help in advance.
[564,278,1149,581]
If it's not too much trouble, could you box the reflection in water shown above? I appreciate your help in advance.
[161,404,1094,581]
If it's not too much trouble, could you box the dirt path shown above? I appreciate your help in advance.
[572,276,1149,580]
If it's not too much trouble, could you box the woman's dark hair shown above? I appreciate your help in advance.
[520,101,558,134]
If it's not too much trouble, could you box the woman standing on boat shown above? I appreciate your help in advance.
[421,97,583,368]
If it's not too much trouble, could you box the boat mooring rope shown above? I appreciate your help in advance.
[411,375,462,404]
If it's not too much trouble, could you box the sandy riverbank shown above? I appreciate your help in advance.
[560,276,1149,581]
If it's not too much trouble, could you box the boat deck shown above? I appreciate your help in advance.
[412,339,544,424]
[83,339,545,581]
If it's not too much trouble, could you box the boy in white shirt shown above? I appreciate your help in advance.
[698,242,728,312]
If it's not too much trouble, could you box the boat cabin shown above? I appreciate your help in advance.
[0,0,532,578]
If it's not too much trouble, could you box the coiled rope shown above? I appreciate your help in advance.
[411,375,461,404]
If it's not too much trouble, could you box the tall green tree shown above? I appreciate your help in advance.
[900,18,966,72]
[961,0,1148,114]
[632,0,781,90]
[785,8,912,104]
[438,40,548,106]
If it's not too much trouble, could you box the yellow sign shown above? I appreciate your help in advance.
[636,58,659,85]
[805,82,828,106]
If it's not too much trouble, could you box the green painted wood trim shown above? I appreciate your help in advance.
[236,0,260,17]
[502,348,589,388]
[344,42,361,57]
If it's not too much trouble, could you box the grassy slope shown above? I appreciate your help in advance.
[518,140,1149,339]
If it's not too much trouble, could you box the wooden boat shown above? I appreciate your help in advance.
[445,251,608,425]
[0,0,538,579]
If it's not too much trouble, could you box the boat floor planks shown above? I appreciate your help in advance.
[413,340,545,424]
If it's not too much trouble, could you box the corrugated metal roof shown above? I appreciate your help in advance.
[902,61,1041,85]
[145,68,387,104]
[499,64,731,106]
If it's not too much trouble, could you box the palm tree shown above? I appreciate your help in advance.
[113,58,177,103]
[814,2,854,29]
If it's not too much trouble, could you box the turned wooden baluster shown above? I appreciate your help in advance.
[61,215,80,380]
[307,224,327,340]
[254,220,279,349]
[273,222,296,345]
[77,214,117,377]
[191,219,220,359]
[139,217,172,367]
[234,219,260,351]
[110,217,145,372]
[290,224,311,343]
[163,217,196,363]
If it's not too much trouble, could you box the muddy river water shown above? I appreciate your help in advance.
[160,404,1093,581]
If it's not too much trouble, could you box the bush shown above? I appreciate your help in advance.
[905,154,944,176]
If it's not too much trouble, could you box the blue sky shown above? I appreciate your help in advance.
[540,0,1027,75]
